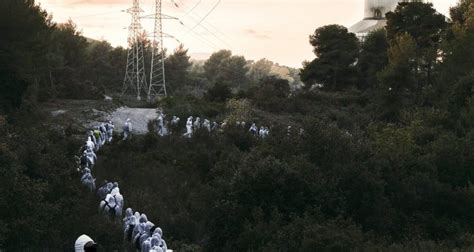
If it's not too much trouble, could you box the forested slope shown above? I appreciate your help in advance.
[2,0,474,251]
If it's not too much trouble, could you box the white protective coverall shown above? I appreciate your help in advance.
[74,234,95,252]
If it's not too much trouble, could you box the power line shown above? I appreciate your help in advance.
[171,0,230,49]
[202,19,233,42]
[185,0,221,33]
[141,0,220,55]
[181,23,220,50]
[182,0,202,17]
[138,1,217,62]
[173,0,233,44]
[183,15,232,49]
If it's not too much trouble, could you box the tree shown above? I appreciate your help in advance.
[204,50,249,90]
[165,44,192,94]
[185,62,208,96]
[300,25,359,91]
[52,20,88,70]
[247,58,273,84]
[204,50,232,81]
[377,33,417,120]
[449,0,474,25]
[48,20,95,99]
[107,46,127,93]
[206,82,232,102]
[253,76,290,112]
[385,2,447,86]
[438,1,474,100]
[0,0,52,111]
[357,29,389,90]
[220,55,249,90]
[386,2,446,48]
[447,73,474,122]
[85,40,114,90]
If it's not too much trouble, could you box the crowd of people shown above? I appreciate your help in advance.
[73,112,302,251]
[166,113,306,139]
[77,121,115,191]
[155,112,273,139]
[74,119,168,252]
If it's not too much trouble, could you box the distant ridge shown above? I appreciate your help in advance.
[189,52,211,61]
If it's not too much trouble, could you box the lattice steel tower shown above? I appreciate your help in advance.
[122,0,148,101]
[148,0,168,99]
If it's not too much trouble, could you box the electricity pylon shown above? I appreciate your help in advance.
[122,0,147,101]
[148,0,167,100]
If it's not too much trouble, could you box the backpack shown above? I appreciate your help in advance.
[93,130,100,139]
[101,199,117,217]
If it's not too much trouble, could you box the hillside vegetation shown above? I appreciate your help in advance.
[2,0,474,251]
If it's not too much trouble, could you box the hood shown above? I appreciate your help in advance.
[125,208,133,217]
[74,234,94,252]
[111,187,120,196]
[129,216,137,225]
[138,222,148,233]
[139,213,148,223]
[153,227,163,237]
[107,196,116,207]
[151,236,160,247]
[141,239,151,251]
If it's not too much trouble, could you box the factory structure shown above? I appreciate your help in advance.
[349,0,427,38]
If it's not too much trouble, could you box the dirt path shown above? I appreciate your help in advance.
[42,99,159,135]
[111,107,159,134]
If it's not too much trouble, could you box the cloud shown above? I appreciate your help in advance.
[243,28,271,40]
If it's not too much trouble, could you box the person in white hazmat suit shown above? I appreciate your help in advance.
[183,116,193,138]
[123,208,134,229]
[151,228,168,251]
[193,117,201,130]
[259,126,265,138]
[169,116,180,134]
[74,234,97,252]
[110,187,124,215]
[211,121,219,132]
[88,130,97,147]
[171,116,180,126]
[264,127,270,138]
[105,120,115,143]
[203,119,211,132]
[156,114,164,136]
[249,123,258,136]
[85,149,97,169]
[125,215,138,242]
[99,124,107,145]
[99,194,121,218]
[86,137,95,151]
[80,168,96,191]
[123,118,132,140]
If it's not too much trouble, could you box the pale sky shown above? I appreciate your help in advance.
[37,0,457,67]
